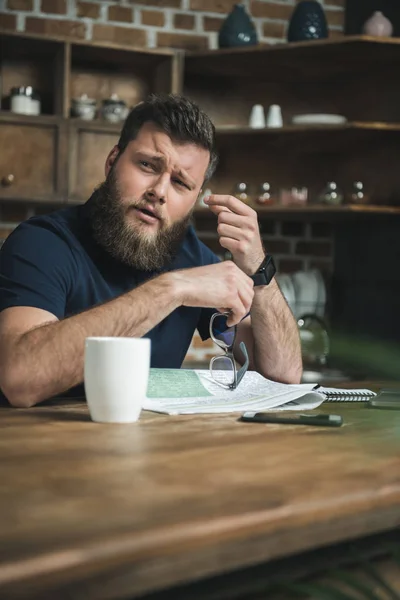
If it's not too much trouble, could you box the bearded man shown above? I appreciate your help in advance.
[0,94,301,407]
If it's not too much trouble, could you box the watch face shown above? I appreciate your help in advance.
[251,255,276,286]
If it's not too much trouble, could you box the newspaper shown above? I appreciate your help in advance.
[143,368,323,415]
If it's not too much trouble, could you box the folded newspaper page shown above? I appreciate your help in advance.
[143,368,323,415]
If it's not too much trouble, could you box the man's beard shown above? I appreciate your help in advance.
[89,168,193,271]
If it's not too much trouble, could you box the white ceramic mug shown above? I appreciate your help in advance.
[84,337,151,423]
[249,104,265,129]
[266,104,283,128]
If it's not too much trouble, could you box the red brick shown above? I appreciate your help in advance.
[278,259,304,273]
[325,8,344,27]
[251,1,293,20]
[26,16,86,38]
[174,13,195,30]
[0,13,17,29]
[263,239,291,254]
[7,0,33,10]
[262,21,285,38]
[92,24,147,47]
[41,0,67,15]
[141,9,165,27]
[323,0,344,7]
[296,241,332,257]
[157,31,208,50]
[190,0,235,12]
[108,5,132,24]
[281,221,306,237]
[127,0,181,7]
[308,259,333,272]
[76,1,100,19]
[203,16,224,32]
[310,222,333,238]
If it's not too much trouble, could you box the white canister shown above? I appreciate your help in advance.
[10,86,41,116]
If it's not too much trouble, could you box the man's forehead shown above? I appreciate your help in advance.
[130,124,210,174]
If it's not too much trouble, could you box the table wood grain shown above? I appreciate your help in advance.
[0,390,399,598]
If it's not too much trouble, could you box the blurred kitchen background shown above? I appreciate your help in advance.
[1,0,400,383]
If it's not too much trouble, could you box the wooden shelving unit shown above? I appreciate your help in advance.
[1,31,400,213]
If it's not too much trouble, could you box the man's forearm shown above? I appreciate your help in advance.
[250,280,302,383]
[2,274,180,407]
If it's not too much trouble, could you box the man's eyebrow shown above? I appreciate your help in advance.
[135,151,196,190]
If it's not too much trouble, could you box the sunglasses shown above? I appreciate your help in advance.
[209,312,249,390]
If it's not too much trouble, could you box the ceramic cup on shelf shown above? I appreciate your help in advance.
[84,337,151,423]
[71,94,97,120]
[249,104,265,129]
[100,94,129,123]
[266,104,283,128]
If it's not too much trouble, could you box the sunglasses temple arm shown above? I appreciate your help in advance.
[235,341,249,387]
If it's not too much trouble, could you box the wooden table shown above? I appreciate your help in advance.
[0,392,399,599]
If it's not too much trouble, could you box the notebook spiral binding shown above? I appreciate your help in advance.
[323,390,374,402]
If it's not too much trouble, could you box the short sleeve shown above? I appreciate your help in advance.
[0,222,76,319]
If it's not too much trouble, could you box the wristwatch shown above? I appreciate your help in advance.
[250,254,276,286]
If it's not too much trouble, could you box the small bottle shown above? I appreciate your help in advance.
[319,181,343,205]
[234,182,249,203]
[256,182,275,205]
[350,181,368,204]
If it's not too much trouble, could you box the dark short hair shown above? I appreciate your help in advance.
[117,93,218,182]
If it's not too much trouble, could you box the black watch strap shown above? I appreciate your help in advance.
[250,254,276,286]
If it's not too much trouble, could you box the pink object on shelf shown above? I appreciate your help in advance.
[363,11,393,37]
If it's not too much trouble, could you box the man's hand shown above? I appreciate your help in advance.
[204,194,265,276]
[168,261,254,327]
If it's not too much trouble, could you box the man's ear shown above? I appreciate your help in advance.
[105,146,120,176]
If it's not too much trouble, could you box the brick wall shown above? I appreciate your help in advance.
[0,0,345,50]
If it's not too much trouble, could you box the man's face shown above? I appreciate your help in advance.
[90,123,210,271]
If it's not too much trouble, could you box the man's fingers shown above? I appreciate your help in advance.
[217,223,243,242]
[205,194,250,216]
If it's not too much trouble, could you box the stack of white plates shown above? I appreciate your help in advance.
[276,269,326,319]
[292,114,347,126]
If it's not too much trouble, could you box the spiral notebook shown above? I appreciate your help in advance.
[313,385,376,402]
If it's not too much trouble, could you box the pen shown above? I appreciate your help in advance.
[240,412,343,427]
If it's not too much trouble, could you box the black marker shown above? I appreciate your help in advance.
[240,412,343,427]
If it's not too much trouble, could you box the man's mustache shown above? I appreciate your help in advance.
[128,199,164,222]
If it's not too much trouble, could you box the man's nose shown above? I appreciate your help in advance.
[147,173,169,205]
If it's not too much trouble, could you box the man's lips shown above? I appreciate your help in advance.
[133,206,162,224]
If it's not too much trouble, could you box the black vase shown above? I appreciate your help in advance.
[287,0,328,42]
[218,3,258,49]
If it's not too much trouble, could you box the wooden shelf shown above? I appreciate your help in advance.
[216,122,400,135]
[185,35,400,81]
[194,204,400,218]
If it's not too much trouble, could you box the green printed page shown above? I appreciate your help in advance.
[147,369,212,398]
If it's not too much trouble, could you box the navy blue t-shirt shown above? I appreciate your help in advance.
[0,196,220,399]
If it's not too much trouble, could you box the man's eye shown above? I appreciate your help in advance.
[173,178,188,189]
[140,161,153,169]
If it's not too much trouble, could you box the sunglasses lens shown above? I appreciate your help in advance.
[211,355,235,387]
[211,314,235,348]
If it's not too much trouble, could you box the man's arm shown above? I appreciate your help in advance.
[0,261,254,408]
[204,194,302,384]
[235,283,302,383]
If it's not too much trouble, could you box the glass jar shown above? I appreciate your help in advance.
[256,182,276,205]
[350,181,368,204]
[234,182,249,202]
[319,181,343,205]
